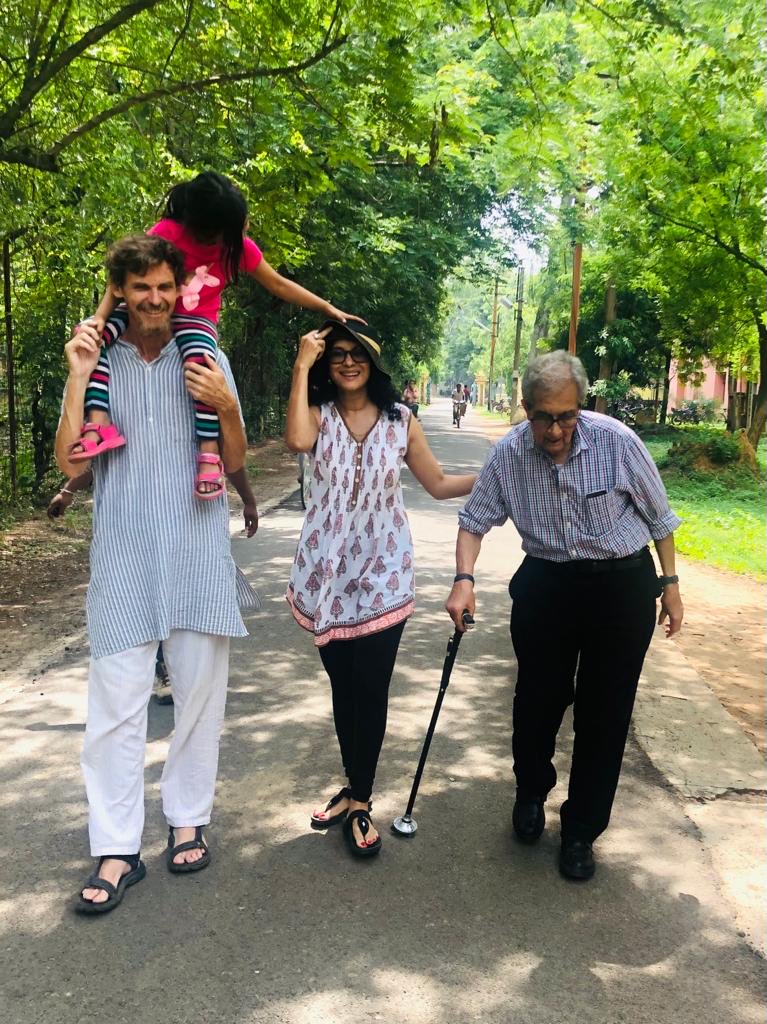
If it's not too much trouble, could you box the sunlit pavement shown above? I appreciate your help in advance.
[1,397,764,1024]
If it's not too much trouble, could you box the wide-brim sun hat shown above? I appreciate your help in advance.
[321,318,389,375]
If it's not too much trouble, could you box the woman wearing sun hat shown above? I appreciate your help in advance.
[285,318,476,858]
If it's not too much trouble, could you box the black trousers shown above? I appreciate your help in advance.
[318,621,406,803]
[509,550,660,843]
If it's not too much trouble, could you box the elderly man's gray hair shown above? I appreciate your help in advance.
[522,350,589,406]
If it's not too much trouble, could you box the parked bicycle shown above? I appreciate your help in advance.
[670,401,703,425]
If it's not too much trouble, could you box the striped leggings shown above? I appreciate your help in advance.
[84,307,220,440]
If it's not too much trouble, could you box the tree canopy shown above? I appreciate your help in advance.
[1,0,764,504]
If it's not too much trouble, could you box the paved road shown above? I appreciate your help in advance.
[1,399,764,1024]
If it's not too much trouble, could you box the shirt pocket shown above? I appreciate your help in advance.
[580,488,621,537]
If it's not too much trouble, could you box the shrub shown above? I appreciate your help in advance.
[706,432,740,465]
[661,428,759,477]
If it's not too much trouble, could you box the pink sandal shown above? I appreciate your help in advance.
[195,453,225,500]
[69,423,126,462]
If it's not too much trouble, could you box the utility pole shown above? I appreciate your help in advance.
[568,241,582,355]
[487,275,499,411]
[511,266,525,408]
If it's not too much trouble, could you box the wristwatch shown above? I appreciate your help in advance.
[658,574,679,587]
[454,573,475,585]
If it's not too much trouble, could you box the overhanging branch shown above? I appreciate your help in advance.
[647,204,767,277]
[0,0,165,140]
[0,35,348,172]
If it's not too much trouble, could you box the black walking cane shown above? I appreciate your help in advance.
[391,610,474,837]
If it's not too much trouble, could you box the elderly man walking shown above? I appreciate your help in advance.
[56,234,254,912]
[446,350,683,880]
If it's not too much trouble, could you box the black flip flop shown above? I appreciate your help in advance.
[75,854,146,914]
[166,825,210,874]
[310,786,351,829]
[343,809,382,858]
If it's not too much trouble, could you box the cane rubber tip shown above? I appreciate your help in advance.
[391,815,418,837]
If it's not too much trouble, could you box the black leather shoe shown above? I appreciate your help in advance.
[512,797,545,843]
[559,837,595,880]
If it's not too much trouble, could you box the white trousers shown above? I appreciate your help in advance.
[81,630,230,856]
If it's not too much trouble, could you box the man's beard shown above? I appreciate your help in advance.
[136,305,172,335]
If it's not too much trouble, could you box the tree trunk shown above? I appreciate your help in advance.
[2,238,17,496]
[659,350,672,425]
[746,317,767,445]
[726,366,739,432]
[530,301,549,360]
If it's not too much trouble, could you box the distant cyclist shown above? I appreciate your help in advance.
[452,383,467,427]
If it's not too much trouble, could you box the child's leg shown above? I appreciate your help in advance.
[72,308,130,457]
[173,315,223,497]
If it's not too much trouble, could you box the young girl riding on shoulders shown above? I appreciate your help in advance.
[70,170,358,498]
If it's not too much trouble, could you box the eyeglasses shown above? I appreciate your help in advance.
[529,410,579,430]
[329,346,369,365]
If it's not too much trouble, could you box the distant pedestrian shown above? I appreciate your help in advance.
[56,234,258,913]
[286,320,475,858]
[446,350,684,880]
[153,643,174,705]
[402,379,419,418]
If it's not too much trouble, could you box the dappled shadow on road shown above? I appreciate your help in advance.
[1,482,765,1022]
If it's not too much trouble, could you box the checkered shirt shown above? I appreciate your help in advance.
[458,411,681,561]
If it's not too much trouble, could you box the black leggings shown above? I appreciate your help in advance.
[318,621,406,803]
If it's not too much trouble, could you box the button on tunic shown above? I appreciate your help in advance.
[85,339,252,658]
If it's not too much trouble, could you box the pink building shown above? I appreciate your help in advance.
[669,359,751,417]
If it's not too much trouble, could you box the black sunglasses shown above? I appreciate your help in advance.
[529,410,579,429]
[329,346,370,365]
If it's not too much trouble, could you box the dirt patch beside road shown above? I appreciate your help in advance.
[469,407,765,753]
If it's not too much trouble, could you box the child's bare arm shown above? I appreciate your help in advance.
[226,466,258,537]
[248,258,364,324]
[90,288,119,333]
[47,470,93,518]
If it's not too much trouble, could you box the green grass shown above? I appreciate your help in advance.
[475,406,509,423]
[638,427,766,580]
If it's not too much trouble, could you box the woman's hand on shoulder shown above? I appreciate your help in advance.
[295,327,331,372]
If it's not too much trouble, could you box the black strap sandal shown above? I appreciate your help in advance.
[75,853,146,914]
[310,786,351,829]
[343,809,382,858]
[166,826,210,874]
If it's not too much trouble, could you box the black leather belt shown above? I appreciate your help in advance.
[527,549,649,575]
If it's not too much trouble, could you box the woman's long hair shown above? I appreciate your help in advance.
[307,344,402,421]
[161,171,247,284]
